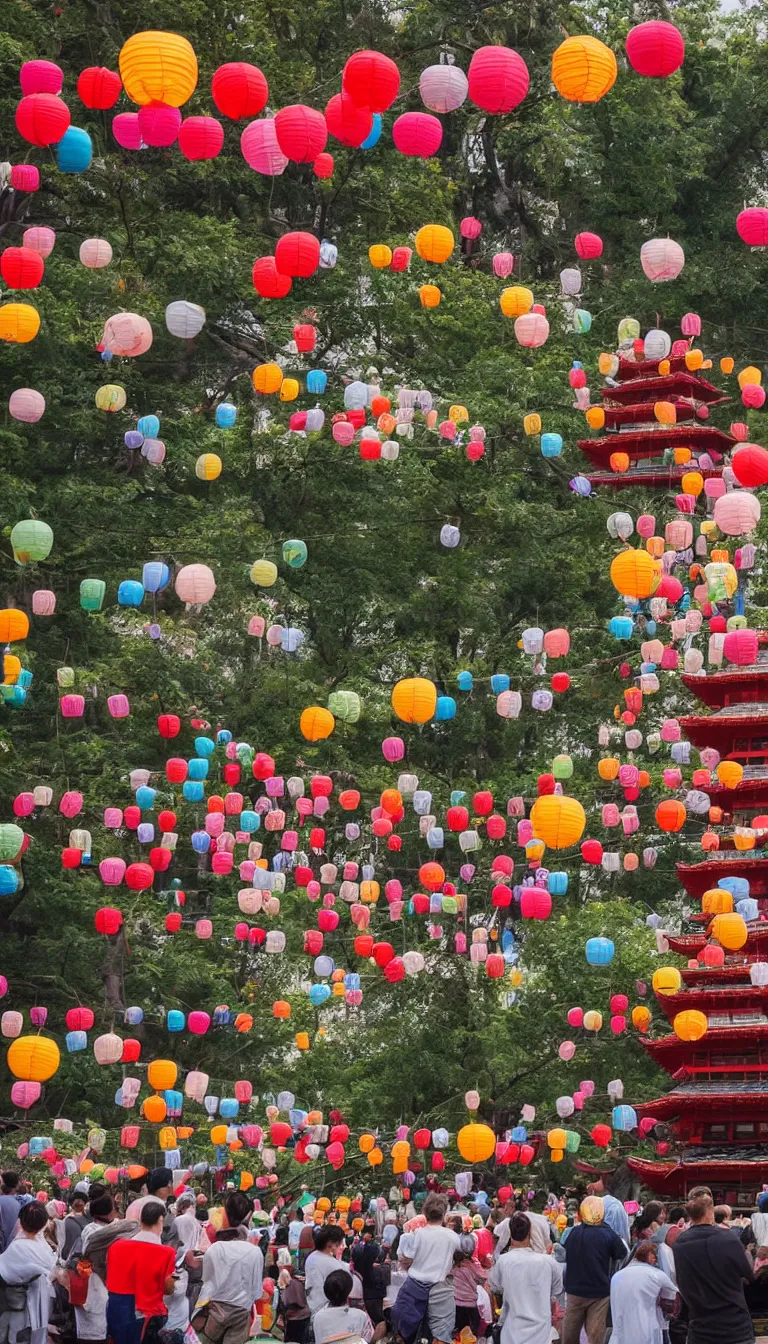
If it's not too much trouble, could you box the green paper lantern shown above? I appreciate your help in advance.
[327,690,361,724]
[80,579,106,611]
[0,824,24,862]
[10,519,53,564]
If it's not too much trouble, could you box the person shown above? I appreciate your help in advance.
[751,1195,768,1248]
[488,1212,563,1344]
[673,1189,754,1344]
[0,1201,55,1344]
[61,1191,91,1262]
[494,1198,552,1258]
[382,1213,399,1252]
[396,1192,460,1344]
[70,1194,137,1344]
[715,1204,733,1227]
[312,1268,385,1344]
[193,1191,264,1344]
[124,1170,178,1247]
[352,1224,386,1325]
[277,1265,310,1344]
[287,1208,304,1255]
[561,1196,628,1344]
[452,1234,483,1337]
[173,1193,206,1312]
[304,1225,346,1316]
[297,1218,316,1271]
[0,1175,23,1253]
[608,1240,678,1344]
[587,1181,631,1249]
[105,1201,176,1344]
[656,1207,686,1284]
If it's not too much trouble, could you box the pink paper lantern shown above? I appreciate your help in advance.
[99,858,126,886]
[108,694,130,719]
[11,1081,41,1109]
[112,112,143,150]
[460,216,482,240]
[240,118,288,175]
[137,101,181,147]
[13,793,34,817]
[392,111,442,157]
[558,1040,576,1060]
[492,251,514,278]
[10,165,40,193]
[22,226,55,257]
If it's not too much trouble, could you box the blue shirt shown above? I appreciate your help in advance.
[564,1223,627,1298]
[601,1194,630,1248]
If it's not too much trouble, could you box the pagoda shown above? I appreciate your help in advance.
[627,652,768,1205]
[578,351,735,491]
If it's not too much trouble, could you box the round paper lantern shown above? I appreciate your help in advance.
[7,1036,60,1082]
[342,51,400,112]
[626,21,684,77]
[252,257,292,298]
[392,677,436,723]
[575,231,603,258]
[712,912,748,950]
[166,301,206,338]
[714,491,761,536]
[56,126,93,172]
[94,384,126,412]
[15,93,71,146]
[552,36,617,102]
[324,93,372,147]
[175,564,216,604]
[656,800,686,832]
[514,313,549,347]
[723,629,758,666]
[419,64,468,113]
[300,707,335,741]
[392,112,442,156]
[79,238,113,269]
[94,1033,123,1065]
[499,285,533,317]
[467,45,529,112]
[119,31,198,107]
[112,113,143,150]
[101,312,152,357]
[9,388,45,424]
[733,445,768,488]
[0,304,40,344]
[673,1010,707,1041]
[22,227,55,258]
[313,152,334,178]
[274,105,327,162]
[640,238,685,282]
[737,207,768,246]
[212,63,268,118]
[457,1123,495,1162]
[178,115,224,160]
[20,60,63,95]
[610,550,658,599]
[241,119,288,175]
[415,225,454,263]
[78,67,122,110]
[10,166,39,192]
[530,795,586,849]
[275,232,320,278]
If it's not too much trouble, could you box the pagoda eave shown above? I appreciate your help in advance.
[627,1154,768,1196]
[654,985,768,1020]
[666,925,768,957]
[681,669,768,708]
[583,465,721,491]
[602,371,727,406]
[706,779,768,812]
[640,1022,768,1074]
[578,425,735,466]
[678,711,768,752]
[635,1090,768,1122]
[613,355,727,385]
[676,857,768,899]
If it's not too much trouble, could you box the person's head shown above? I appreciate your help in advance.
[1,1172,19,1194]
[89,1184,106,1203]
[315,1224,345,1253]
[140,1200,167,1235]
[667,1205,686,1226]
[18,1202,48,1238]
[148,1168,173,1201]
[634,1241,658,1267]
[275,1225,289,1245]
[294,1208,304,1223]
[175,1193,195,1216]
[224,1192,252,1229]
[363,1223,376,1241]
[586,1181,605,1199]
[758,1192,768,1213]
[323,1268,354,1307]
[579,1197,604,1227]
[89,1195,116,1224]
[643,1201,664,1226]
[447,1214,463,1234]
[714,1204,732,1225]
[69,1194,86,1214]
[756,1245,768,1271]
[509,1213,531,1248]
[685,1192,714,1225]
[454,1233,476,1264]
[423,1193,448,1224]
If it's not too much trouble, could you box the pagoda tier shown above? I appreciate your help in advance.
[666,926,768,957]
[640,1022,768,1075]
[652,982,768,1022]
[682,656,768,709]
[602,370,727,407]
[583,463,722,491]
[682,964,755,986]
[627,1151,768,1199]
[677,856,768,899]
[635,1080,768,1127]
[613,354,724,383]
[578,424,734,467]
[702,770,768,816]
[679,703,768,756]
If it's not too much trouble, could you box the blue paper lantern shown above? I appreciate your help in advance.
[215,403,237,428]
[124,1006,144,1025]
[17,671,32,690]
[612,1105,637,1132]
[541,433,563,458]
[307,370,328,394]
[135,786,156,810]
[609,616,633,640]
[457,671,473,691]
[548,872,568,896]
[361,113,382,149]
[66,1030,87,1052]
[309,984,331,1006]
[118,580,144,607]
[450,790,466,805]
[344,973,360,991]
[720,876,750,900]
[646,620,657,635]
[427,827,444,849]
[187,758,209,780]
[491,673,510,693]
[217,729,232,744]
[569,475,592,497]
[191,830,211,853]
[586,937,615,966]
[167,1010,185,1032]
[138,415,160,438]
[143,561,169,592]
[239,810,260,832]
[0,867,19,896]
[56,126,92,173]
[183,780,204,803]
[194,736,216,757]
[219,1097,239,1118]
[435,695,456,721]
[164,1090,183,1117]
[511,1126,527,1143]
[737,898,759,922]
[282,628,304,652]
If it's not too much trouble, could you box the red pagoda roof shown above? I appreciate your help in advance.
[578,424,734,467]
[682,660,768,709]
[640,1022,768,1074]
[602,371,727,406]
[681,964,756,986]
[627,1153,768,1196]
[614,355,722,383]
[583,463,722,491]
[679,703,768,753]
[677,856,768,899]
[666,926,768,957]
[653,983,768,1021]
[635,1081,768,1122]
[705,772,768,814]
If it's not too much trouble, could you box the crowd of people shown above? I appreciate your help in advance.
[0,1168,766,1344]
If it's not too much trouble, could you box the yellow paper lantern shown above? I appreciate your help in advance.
[367,1147,383,1166]
[250,559,278,586]
[499,286,533,318]
[280,378,300,402]
[95,384,127,412]
[0,304,41,344]
[147,1059,178,1091]
[240,1171,254,1190]
[530,795,586,850]
[716,760,744,788]
[159,1126,177,1150]
[7,1036,60,1082]
[550,1148,564,1163]
[586,407,605,429]
[295,1032,310,1050]
[119,31,198,107]
[449,405,469,424]
[583,1010,603,1031]
[195,453,222,481]
[673,448,692,466]
[300,706,335,741]
[645,536,665,558]
[456,1123,496,1162]
[734,829,757,852]
[652,967,682,995]
[210,1124,228,1145]
[419,284,441,308]
[710,549,729,563]
[597,757,619,781]
[143,1095,167,1123]
[552,36,617,103]
[610,549,659,599]
[547,1128,567,1149]
[685,349,704,371]
[738,365,762,389]
[631,1006,651,1032]
[415,225,454,263]
[359,1133,376,1153]
[369,245,393,269]
[712,912,748,949]
[654,401,676,425]
[673,1010,707,1041]
[702,888,733,915]
[360,880,380,903]
[391,1140,410,1160]
[391,677,437,724]
[523,413,542,435]
[598,353,618,375]
[720,357,735,374]
[252,363,283,394]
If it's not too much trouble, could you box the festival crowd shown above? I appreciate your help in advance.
[0,1168,765,1344]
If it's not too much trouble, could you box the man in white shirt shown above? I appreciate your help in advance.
[494,1207,552,1258]
[399,1193,460,1342]
[312,1268,385,1344]
[304,1225,347,1316]
[489,1213,563,1344]
[287,1209,305,1254]
[194,1193,264,1344]
[609,1241,677,1344]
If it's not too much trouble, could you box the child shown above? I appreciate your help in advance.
[312,1269,385,1344]
[452,1235,483,1338]
[277,1266,310,1344]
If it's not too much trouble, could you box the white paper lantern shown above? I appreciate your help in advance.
[559,267,582,295]
[640,238,685,282]
[643,328,671,359]
[419,63,468,112]
[165,301,206,339]
[79,238,113,269]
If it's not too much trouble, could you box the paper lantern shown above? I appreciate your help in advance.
[575,231,603,258]
[20,59,62,95]
[514,313,549,347]
[212,63,268,118]
[57,126,93,172]
[147,1059,177,1090]
[10,165,39,192]
[419,64,468,112]
[552,36,617,102]
[0,304,40,344]
[392,112,442,156]
[166,301,206,339]
[626,21,684,77]
[325,93,372,147]
[640,238,685,282]
[274,105,327,162]
[714,491,760,536]
[300,706,335,741]
[79,238,113,269]
[737,207,768,246]
[16,93,70,146]
[673,1010,707,1041]
[313,152,334,178]
[94,1033,123,1064]
[241,120,288,176]
[457,1123,495,1162]
[175,564,216,604]
[178,116,224,160]
[275,232,320,278]
[610,550,658,599]
[530,795,585,849]
[1,248,44,290]
[415,225,454,263]
[7,1036,60,1081]
[112,112,143,149]
[342,50,400,112]
[78,66,122,109]
[392,677,436,723]
[467,45,529,112]
[119,31,198,107]
[656,800,686,832]
[712,912,748,950]
[732,444,768,488]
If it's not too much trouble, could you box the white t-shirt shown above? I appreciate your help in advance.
[382,1223,399,1248]
[609,1262,677,1344]
[196,1239,264,1311]
[313,1304,373,1344]
[489,1247,563,1344]
[305,1251,345,1316]
[494,1214,551,1258]
[406,1225,460,1285]
[288,1220,304,1251]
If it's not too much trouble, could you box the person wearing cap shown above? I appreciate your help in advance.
[562,1197,628,1344]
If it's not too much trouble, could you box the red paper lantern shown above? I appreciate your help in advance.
[354,935,374,957]
[0,247,44,289]
[656,800,686,833]
[384,956,406,982]
[392,112,442,157]
[252,257,292,299]
[412,893,429,915]
[625,21,684,77]
[275,232,320,278]
[732,444,768,488]
[447,806,468,832]
[310,776,333,797]
[310,828,326,849]
[492,884,512,907]
[342,50,400,112]
[293,324,316,352]
[486,953,505,978]
[178,116,224,161]
[360,441,381,461]
[211,63,268,119]
[150,847,172,873]
[313,152,334,179]
[10,166,40,192]
[62,848,81,869]
[467,45,529,113]
[157,714,181,738]
[581,839,603,864]
[158,810,177,832]
[15,93,70,146]
[552,672,570,692]
[95,907,123,935]
[121,1039,141,1062]
[324,93,372,147]
[274,105,327,162]
[318,909,339,932]
[473,790,493,815]
[66,1007,94,1031]
[431,1151,445,1171]
[372,941,395,967]
[486,814,506,839]
[591,1124,612,1147]
[520,890,552,920]
[737,207,768,247]
[223,763,241,785]
[304,930,324,955]
[166,758,188,783]
[538,774,556,795]
[125,862,154,891]
[77,67,122,109]
[574,231,603,258]
[519,1143,535,1165]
